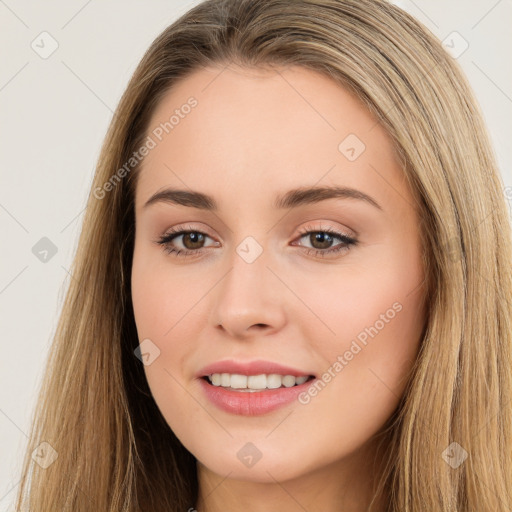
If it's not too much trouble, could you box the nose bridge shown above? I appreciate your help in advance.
[221,236,274,307]
[210,235,287,335]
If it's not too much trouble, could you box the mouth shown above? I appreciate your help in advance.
[199,372,317,415]
[201,373,316,392]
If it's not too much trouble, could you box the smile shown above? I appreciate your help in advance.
[205,373,313,391]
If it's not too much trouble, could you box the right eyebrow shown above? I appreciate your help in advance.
[143,188,217,210]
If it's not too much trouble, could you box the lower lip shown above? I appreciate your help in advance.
[198,377,315,416]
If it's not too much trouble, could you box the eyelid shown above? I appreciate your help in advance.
[161,223,217,239]
[295,221,356,239]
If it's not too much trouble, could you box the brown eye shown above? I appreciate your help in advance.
[294,227,358,258]
[181,232,206,249]
[308,232,335,250]
[156,227,219,257]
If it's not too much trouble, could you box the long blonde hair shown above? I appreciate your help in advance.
[14,0,512,510]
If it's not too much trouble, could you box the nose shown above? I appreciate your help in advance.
[210,245,287,339]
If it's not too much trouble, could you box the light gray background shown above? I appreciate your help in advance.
[1,0,511,507]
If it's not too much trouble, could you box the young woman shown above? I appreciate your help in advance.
[14,0,512,510]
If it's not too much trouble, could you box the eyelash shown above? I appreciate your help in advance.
[155,224,358,259]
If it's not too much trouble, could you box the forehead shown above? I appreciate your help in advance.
[135,64,406,211]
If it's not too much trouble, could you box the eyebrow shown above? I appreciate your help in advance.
[143,185,382,211]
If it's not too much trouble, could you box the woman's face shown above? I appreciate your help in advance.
[131,64,426,484]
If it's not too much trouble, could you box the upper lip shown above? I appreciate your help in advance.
[196,359,316,378]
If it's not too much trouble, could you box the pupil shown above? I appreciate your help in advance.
[311,232,332,249]
[184,232,204,249]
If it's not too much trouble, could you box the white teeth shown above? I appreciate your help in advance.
[282,375,296,387]
[207,373,311,390]
[267,374,282,389]
[247,374,267,389]
[220,373,230,387]
[230,374,247,389]
[295,375,308,385]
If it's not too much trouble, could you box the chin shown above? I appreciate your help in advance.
[196,445,316,484]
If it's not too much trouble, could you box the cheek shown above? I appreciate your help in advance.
[284,253,424,454]
[131,244,210,420]
[296,240,425,395]
[131,241,206,339]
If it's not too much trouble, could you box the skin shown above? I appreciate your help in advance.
[131,64,427,511]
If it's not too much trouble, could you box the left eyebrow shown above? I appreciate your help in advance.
[142,185,382,211]
[273,185,382,211]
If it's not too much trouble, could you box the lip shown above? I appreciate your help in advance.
[196,359,316,378]
[196,359,317,416]
[198,376,317,416]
